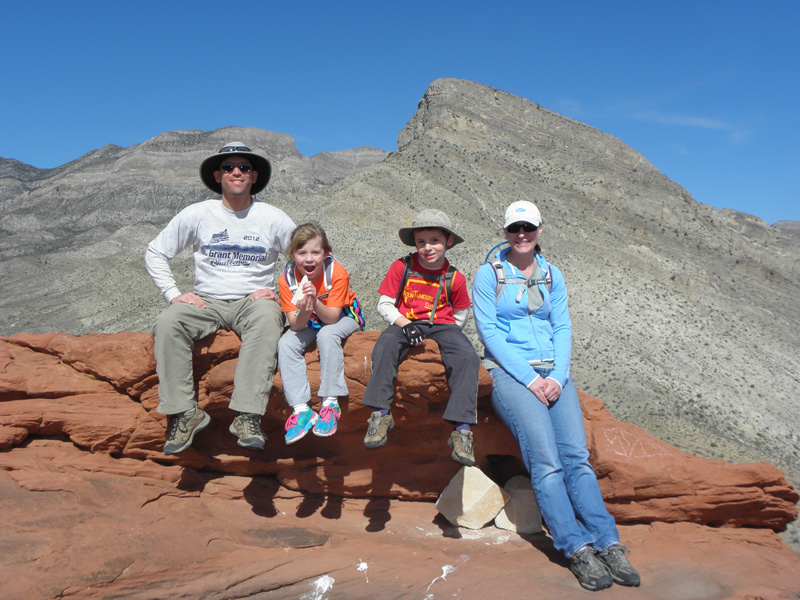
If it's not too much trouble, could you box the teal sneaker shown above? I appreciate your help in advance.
[313,402,341,437]
[285,407,318,444]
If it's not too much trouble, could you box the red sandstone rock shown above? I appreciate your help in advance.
[1,440,799,600]
[1,331,797,531]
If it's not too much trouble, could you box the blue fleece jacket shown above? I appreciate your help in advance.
[472,248,572,389]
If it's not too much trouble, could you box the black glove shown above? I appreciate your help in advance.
[401,323,426,345]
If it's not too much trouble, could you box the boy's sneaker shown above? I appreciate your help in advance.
[448,429,475,466]
[597,544,640,587]
[164,406,210,455]
[229,412,267,450]
[313,402,341,437]
[364,411,394,448]
[569,546,613,591]
[285,407,319,444]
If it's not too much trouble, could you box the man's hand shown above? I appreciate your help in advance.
[401,323,426,346]
[171,292,206,308]
[250,288,279,302]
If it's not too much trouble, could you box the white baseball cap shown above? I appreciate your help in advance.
[504,201,542,228]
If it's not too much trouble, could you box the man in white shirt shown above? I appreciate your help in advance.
[146,142,295,455]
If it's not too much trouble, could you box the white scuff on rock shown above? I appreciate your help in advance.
[425,564,457,593]
[300,574,335,600]
[357,558,369,583]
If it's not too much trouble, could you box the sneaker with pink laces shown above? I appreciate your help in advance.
[313,402,341,437]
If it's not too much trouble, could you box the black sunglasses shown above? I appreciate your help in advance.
[506,222,538,233]
[219,163,253,173]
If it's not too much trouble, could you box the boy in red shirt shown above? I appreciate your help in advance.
[362,209,480,465]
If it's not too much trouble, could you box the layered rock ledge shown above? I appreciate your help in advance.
[1,330,796,529]
[2,330,800,599]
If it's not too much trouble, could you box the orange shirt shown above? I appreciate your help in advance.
[279,258,357,313]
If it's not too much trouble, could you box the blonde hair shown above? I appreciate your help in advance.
[286,222,332,258]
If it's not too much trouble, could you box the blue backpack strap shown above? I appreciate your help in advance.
[315,255,335,300]
[284,260,298,292]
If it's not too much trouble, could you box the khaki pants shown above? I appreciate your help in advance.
[153,295,284,415]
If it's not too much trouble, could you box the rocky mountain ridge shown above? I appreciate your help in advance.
[1,79,798,549]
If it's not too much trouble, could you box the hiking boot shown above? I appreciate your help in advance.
[284,407,319,444]
[448,429,475,466]
[569,546,613,591]
[229,412,267,450]
[313,402,341,437]
[164,406,210,455]
[597,544,640,587]
[364,411,394,448]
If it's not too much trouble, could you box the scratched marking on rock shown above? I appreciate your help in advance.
[425,565,456,594]
[602,427,674,458]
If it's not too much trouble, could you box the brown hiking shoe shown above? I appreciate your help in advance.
[364,411,394,448]
[229,412,267,450]
[448,429,475,466]
[164,406,211,455]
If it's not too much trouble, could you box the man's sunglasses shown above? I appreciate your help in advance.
[219,163,253,173]
[506,222,538,233]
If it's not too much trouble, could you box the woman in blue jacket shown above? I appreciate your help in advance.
[472,201,640,592]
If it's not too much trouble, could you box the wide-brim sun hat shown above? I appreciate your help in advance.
[398,208,464,247]
[504,200,542,228]
[200,142,272,196]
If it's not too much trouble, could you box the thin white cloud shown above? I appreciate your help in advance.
[630,109,751,143]
[633,110,729,131]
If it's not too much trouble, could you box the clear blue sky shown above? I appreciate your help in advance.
[2,1,797,224]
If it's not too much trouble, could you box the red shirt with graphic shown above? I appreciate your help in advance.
[378,253,470,324]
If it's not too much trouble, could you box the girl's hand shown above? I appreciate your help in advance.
[300,280,316,296]
[527,377,550,406]
[297,290,316,313]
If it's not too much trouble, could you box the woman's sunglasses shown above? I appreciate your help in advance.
[220,163,253,173]
[506,222,538,233]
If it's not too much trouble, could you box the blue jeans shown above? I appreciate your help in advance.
[490,367,619,557]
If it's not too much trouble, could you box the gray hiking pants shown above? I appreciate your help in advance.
[361,323,480,424]
[277,314,361,407]
[153,295,284,415]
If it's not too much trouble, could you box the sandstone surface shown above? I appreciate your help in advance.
[1,330,796,528]
[1,330,799,599]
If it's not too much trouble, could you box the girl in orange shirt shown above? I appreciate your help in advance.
[277,223,365,443]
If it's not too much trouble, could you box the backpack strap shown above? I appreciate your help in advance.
[426,263,457,324]
[316,255,335,300]
[485,242,552,302]
[394,254,414,308]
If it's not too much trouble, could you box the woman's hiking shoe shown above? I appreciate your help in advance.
[285,407,319,444]
[164,406,210,455]
[570,546,613,591]
[364,411,394,448]
[448,430,475,466]
[597,544,640,586]
[229,412,267,450]
[313,402,341,437]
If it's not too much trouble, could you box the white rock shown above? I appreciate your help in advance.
[436,466,509,530]
[494,475,542,534]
